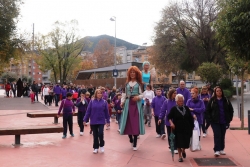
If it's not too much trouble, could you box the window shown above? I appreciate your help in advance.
[33,72,35,75]
[144,56,148,61]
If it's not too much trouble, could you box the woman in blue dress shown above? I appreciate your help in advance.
[120,66,145,151]
[142,61,153,125]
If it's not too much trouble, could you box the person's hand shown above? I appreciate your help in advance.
[83,122,86,126]
[120,103,124,108]
[189,108,194,111]
[170,123,175,129]
[158,119,161,125]
[57,114,60,118]
[193,115,197,120]
[151,111,155,116]
[132,96,139,102]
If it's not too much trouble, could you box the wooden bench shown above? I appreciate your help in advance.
[27,112,78,124]
[0,126,63,146]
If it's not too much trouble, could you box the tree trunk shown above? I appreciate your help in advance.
[240,70,244,129]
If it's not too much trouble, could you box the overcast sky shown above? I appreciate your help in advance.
[17,0,169,46]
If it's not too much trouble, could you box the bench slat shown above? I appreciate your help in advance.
[27,112,78,118]
[0,126,63,135]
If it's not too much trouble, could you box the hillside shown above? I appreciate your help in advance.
[79,35,139,52]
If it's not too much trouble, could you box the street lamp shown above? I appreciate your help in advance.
[110,16,117,88]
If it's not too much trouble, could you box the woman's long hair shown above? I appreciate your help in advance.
[167,88,176,99]
[211,86,225,100]
[126,66,142,85]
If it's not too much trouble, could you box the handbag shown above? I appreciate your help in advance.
[190,120,201,152]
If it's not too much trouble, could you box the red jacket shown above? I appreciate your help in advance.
[5,84,11,91]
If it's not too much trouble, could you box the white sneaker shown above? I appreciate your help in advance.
[100,147,105,153]
[115,121,118,124]
[169,149,171,152]
[93,149,98,154]
[106,126,110,130]
[137,135,140,139]
[174,150,178,154]
[161,134,166,139]
[203,133,207,138]
[133,147,137,151]
[214,151,220,157]
[117,129,120,133]
[156,134,161,138]
[220,150,226,155]
[80,132,83,136]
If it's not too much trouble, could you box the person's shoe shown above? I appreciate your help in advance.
[178,158,183,162]
[133,147,137,151]
[148,123,151,127]
[169,148,171,152]
[161,134,166,139]
[220,150,226,155]
[137,135,140,139]
[80,132,83,136]
[89,130,92,134]
[100,147,105,153]
[93,149,98,154]
[70,134,74,137]
[62,135,66,139]
[156,134,161,138]
[214,151,220,157]
[174,150,178,154]
[106,126,110,130]
[145,120,148,124]
[115,121,118,124]
[117,129,120,133]
[203,133,207,138]
[182,152,186,158]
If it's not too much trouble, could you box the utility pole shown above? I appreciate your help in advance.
[31,23,34,83]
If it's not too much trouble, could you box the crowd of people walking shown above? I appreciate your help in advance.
[3,61,234,162]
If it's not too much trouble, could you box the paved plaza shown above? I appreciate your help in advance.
[0,94,250,167]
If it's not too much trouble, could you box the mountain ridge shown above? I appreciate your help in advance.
[79,34,140,52]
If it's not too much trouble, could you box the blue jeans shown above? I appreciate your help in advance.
[117,113,121,129]
[55,94,60,106]
[211,123,227,152]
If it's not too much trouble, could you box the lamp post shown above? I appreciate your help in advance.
[110,16,117,88]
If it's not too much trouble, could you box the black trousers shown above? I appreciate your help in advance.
[63,114,73,135]
[91,124,105,149]
[166,126,177,150]
[77,111,85,132]
[35,92,38,101]
[12,89,16,97]
[128,135,138,147]
[44,95,49,105]
[154,116,166,135]
[211,123,226,152]
[202,114,211,133]
[6,90,9,97]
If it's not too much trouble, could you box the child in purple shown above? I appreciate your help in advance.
[57,92,75,139]
[151,88,166,139]
[75,92,88,136]
[114,93,122,132]
[83,89,110,154]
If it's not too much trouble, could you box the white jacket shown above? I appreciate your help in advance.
[143,90,155,105]
[43,87,50,96]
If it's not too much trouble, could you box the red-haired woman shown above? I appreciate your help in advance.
[186,87,205,141]
[120,66,145,151]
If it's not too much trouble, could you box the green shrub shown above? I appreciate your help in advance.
[232,87,241,95]
[224,89,232,98]
[219,78,233,90]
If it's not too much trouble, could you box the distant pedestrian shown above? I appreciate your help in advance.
[5,82,11,97]
[30,90,35,103]
[53,83,61,106]
[114,93,122,132]
[16,78,23,97]
[199,86,211,137]
[176,81,191,105]
[75,92,88,136]
[83,89,110,154]
[31,81,39,102]
[205,86,234,157]
[57,92,75,139]
[151,88,166,139]
[42,85,50,105]
[158,88,178,154]
[11,82,17,97]
[143,84,155,127]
